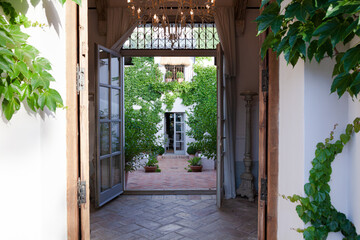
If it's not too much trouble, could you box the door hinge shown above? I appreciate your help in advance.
[77,178,86,208]
[260,177,268,204]
[76,65,85,93]
[262,69,269,92]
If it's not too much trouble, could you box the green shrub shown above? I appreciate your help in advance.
[188,156,201,166]
[165,71,173,79]
[176,71,184,79]
[157,146,165,155]
[186,145,197,155]
[145,153,159,167]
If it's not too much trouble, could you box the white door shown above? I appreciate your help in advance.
[174,113,185,155]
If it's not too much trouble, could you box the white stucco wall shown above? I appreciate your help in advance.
[348,37,360,234]
[0,1,67,239]
[278,56,360,239]
[278,58,306,239]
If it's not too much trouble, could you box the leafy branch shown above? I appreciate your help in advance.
[0,2,63,120]
[58,0,82,5]
[284,118,360,239]
[256,0,360,98]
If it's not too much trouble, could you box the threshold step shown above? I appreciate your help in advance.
[124,189,216,195]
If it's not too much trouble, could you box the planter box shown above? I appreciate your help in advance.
[190,165,203,172]
[144,166,157,172]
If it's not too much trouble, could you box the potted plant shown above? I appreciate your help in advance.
[165,71,173,82]
[186,145,197,158]
[156,145,165,157]
[144,153,161,172]
[185,156,202,172]
[176,71,184,83]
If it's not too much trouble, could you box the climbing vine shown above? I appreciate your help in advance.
[256,0,360,98]
[284,118,360,239]
[124,57,164,171]
[256,0,360,238]
[181,58,217,159]
[0,2,64,120]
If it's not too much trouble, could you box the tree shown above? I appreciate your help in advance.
[257,0,360,98]
[182,57,217,159]
[256,0,360,238]
[124,57,164,171]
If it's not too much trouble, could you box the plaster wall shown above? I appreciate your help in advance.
[0,1,67,239]
[304,59,351,240]
[235,9,260,191]
[278,56,360,239]
[348,37,360,233]
[278,57,305,240]
[348,96,360,231]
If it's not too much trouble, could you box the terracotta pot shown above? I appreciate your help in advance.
[144,166,157,172]
[177,78,184,83]
[165,78,172,83]
[190,165,203,172]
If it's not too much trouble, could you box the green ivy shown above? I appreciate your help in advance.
[182,58,217,159]
[0,2,64,120]
[124,57,164,171]
[283,118,360,239]
[256,0,360,98]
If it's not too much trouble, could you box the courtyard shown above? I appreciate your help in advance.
[126,155,216,190]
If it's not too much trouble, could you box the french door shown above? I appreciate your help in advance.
[174,113,185,155]
[95,44,125,207]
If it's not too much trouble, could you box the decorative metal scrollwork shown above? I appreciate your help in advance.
[122,23,219,50]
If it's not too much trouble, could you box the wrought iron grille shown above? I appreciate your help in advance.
[122,23,219,50]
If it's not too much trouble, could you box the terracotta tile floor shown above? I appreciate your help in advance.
[126,155,216,190]
[91,195,258,240]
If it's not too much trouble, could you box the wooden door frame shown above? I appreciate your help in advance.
[258,39,279,240]
[66,0,280,238]
[66,1,90,239]
[65,1,79,239]
[267,50,279,240]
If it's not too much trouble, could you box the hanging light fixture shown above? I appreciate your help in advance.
[127,0,216,45]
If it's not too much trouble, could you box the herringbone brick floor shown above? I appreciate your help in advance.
[91,195,257,240]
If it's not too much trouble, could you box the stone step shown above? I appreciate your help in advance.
[158,154,189,160]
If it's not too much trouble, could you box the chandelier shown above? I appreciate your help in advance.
[127,0,216,44]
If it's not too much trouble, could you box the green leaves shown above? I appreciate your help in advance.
[289,121,360,239]
[38,89,63,112]
[285,2,307,22]
[257,0,360,98]
[58,0,82,6]
[0,3,64,120]
[256,2,281,35]
[341,45,360,72]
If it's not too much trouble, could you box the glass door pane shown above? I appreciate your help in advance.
[99,50,109,85]
[174,113,185,154]
[96,45,124,207]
